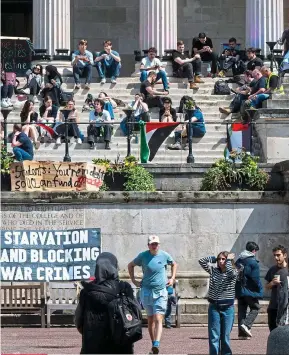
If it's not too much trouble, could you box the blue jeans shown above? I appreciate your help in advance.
[208,303,234,355]
[13,147,33,161]
[165,295,177,325]
[95,60,121,79]
[72,64,92,84]
[140,70,169,89]
[250,94,270,108]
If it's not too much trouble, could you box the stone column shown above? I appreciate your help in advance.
[33,0,71,55]
[139,0,177,56]
[246,0,284,57]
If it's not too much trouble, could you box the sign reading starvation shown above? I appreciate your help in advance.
[0,229,101,282]
[10,161,106,192]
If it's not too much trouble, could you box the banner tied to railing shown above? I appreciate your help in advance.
[10,161,106,192]
[0,228,101,282]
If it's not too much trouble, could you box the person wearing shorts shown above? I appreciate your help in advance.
[128,235,177,354]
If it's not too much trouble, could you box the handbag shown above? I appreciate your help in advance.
[60,90,74,105]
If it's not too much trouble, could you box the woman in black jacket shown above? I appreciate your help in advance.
[75,252,134,354]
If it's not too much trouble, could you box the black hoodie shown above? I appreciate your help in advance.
[75,252,134,354]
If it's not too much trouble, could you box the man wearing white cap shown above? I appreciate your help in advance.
[128,235,177,354]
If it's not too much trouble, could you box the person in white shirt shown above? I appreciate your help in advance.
[72,39,94,90]
[140,47,169,90]
[87,99,112,150]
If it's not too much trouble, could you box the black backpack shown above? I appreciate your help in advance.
[214,80,231,95]
[96,282,143,346]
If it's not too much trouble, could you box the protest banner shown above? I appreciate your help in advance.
[10,161,106,192]
[0,228,101,282]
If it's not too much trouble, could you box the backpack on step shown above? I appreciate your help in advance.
[96,281,143,346]
[214,79,231,95]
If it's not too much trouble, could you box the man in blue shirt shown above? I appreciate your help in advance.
[72,39,94,90]
[128,235,177,354]
[94,40,121,84]
[12,124,34,161]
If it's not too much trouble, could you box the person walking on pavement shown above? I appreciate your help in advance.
[199,251,238,355]
[236,241,263,339]
[128,235,177,354]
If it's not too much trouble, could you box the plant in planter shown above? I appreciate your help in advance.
[1,142,14,191]
[92,155,155,191]
[201,149,269,191]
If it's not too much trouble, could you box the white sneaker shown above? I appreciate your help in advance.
[111,79,117,84]
[33,96,39,103]
[76,138,82,144]
[74,84,80,90]
[6,98,13,107]
[1,99,9,108]
[22,88,30,95]
[56,137,62,145]
[101,78,106,84]
[240,324,252,337]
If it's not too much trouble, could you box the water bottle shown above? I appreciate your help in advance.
[207,63,211,77]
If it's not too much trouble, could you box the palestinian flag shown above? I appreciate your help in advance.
[36,123,58,139]
[224,122,252,159]
[139,121,180,163]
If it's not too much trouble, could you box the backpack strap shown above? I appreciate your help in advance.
[93,285,118,297]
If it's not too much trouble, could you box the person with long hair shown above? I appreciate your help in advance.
[38,96,59,140]
[42,65,63,106]
[199,251,238,355]
[20,64,44,103]
[20,100,39,145]
[98,91,116,119]
[74,252,135,354]
[159,97,177,123]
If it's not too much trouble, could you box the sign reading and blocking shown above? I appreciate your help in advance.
[10,161,106,192]
[0,229,101,281]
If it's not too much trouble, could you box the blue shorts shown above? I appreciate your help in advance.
[140,287,168,316]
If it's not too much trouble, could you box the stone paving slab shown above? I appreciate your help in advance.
[1,326,270,354]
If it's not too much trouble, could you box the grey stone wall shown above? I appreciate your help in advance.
[177,0,246,54]
[1,191,288,298]
[284,1,289,31]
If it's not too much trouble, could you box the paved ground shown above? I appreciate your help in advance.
[1,326,270,354]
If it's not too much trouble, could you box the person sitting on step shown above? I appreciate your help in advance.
[20,64,44,103]
[12,124,34,162]
[192,33,219,77]
[98,92,116,119]
[218,38,241,78]
[140,71,169,108]
[1,64,16,108]
[159,97,177,123]
[94,40,121,84]
[20,100,39,146]
[42,65,63,106]
[246,48,264,71]
[172,40,203,89]
[72,39,93,90]
[168,100,206,150]
[87,98,112,150]
[39,96,59,140]
[140,47,170,91]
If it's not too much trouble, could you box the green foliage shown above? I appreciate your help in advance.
[184,99,196,109]
[1,142,14,175]
[201,149,269,191]
[92,155,155,192]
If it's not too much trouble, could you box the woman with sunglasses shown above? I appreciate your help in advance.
[199,251,238,355]
[21,65,44,103]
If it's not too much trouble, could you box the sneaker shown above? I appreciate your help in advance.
[218,70,226,78]
[33,96,39,103]
[151,346,159,354]
[56,137,62,145]
[194,75,205,84]
[168,142,181,150]
[164,323,171,329]
[189,82,199,90]
[21,88,30,95]
[84,83,90,90]
[111,78,117,84]
[101,78,106,84]
[219,107,232,115]
[34,141,41,149]
[74,84,80,90]
[1,99,9,108]
[240,324,252,337]
[89,143,95,150]
[76,138,82,144]
[105,142,111,150]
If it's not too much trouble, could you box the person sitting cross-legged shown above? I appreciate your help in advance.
[172,40,203,89]
[87,98,112,150]
[168,100,206,150]
[140,71,169,108]
[72,39,93,90]
[140,47,169,91]
[94,40,121,84]
[12,124,34,161]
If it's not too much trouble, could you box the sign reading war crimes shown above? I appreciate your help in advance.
[10,161,106,192]
[0,229,101,282]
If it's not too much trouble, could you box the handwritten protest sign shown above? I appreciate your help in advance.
[10,161,106,192]
[1,37,32,76]
[0,228,101,282]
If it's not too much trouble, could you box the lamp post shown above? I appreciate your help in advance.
[185,108,195,163]
[122,108,135,157]
[245,108,260,154]
[60,109,72,162]
[1,107,13,152]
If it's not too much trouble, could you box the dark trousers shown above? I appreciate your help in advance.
[87,124,112,143]
[1,84,14,99]
[200,52,218,74]
[176,59,202,81]
[267,309,278,332]
[28,77,41,95]
[238,297,260,334]
[54,122,81,138]
[73,64,92,84]
[145,96,164,109]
